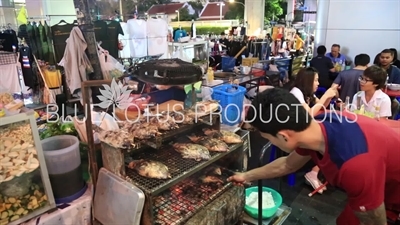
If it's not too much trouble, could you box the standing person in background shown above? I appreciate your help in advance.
[373,53,381,65]
[289,67,338,193]
[218,32,230,52]
[377,49,400,118]
[294,32,304,56]
[310,45,336,89]
[326,44,347,72]
[390,48,400,68]
[332,54,370,103]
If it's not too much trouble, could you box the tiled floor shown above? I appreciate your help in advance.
[247,132,347,225]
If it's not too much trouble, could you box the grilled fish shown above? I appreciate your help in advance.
[203,128,242,144]
[149,114,179,131]
[173,143,211,161]
[200,175,224,184]
[97,129,134,149]
[187,135,229,152]
[170,110,194,124]
[126,122,160,139]
[128,159,171,179]
[204,166,222,176]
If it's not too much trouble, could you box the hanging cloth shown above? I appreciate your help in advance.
[33,25,43,60]
[19,46,36,89]
[38,23,49,62]
[44,22,55,65]
[17,6,28,25]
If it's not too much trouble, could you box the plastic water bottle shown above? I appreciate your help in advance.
[344,96,350,111]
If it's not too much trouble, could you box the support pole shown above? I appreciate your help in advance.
[72,0,103,187]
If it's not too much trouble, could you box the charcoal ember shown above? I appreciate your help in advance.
[154,196,166,206]
[182,185,195,193]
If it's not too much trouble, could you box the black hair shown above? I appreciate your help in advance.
[220,32,225,36]
[270,58,275,65]
[293,67,318,106]
[354,54,370,66]
[381,49,394,56]
[247,88,312,136]
[332,44,341,49]
[390,48,398,61]
[317,45,327,55]
[373,53,381,65]
[363,65,387,90]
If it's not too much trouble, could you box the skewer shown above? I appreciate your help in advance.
[308,181,328,197]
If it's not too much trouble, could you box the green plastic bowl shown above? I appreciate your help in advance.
[244,187,283,219]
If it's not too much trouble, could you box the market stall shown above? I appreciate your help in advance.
[0,3,292,224]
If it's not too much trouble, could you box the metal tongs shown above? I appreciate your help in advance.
[223,168,252,187]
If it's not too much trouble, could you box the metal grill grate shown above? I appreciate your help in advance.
[152,180,233,225]
[125,144,241,196]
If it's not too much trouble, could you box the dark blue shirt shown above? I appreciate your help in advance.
[387,65,400,84]
[326,52,346,65]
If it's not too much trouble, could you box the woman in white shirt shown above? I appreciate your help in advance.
[289,67,337,194]
[350,66,392,118]
[290,67,337,116]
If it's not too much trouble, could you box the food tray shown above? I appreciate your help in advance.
[0,112,56,225]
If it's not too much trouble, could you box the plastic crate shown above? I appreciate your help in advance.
[221,56,236,72]
[212,84,246,126]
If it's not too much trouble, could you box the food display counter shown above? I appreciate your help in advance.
[0,113,56,225]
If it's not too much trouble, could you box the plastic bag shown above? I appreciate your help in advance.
[98,45,125,80]
[0,86,14,105]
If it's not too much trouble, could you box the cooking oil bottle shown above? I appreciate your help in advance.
[207,67,214,83]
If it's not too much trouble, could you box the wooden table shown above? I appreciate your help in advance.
[379,119,400,135]
[384,89,400,98]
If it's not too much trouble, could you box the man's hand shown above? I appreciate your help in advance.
[227,173,248,186]
[353,203,387,225]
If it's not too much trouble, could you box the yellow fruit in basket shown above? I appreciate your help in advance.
[34,111,39,119]
[0,109,5,117]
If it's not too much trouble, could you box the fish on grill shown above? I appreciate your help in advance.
[125,122,160,139]
[203,128,242,144]
[199,175,224,184]
[170,110,195,124]
[149,114,179,131]
[127,159,171,179]
[204,166,222,176]
[95,127,135,149]
[173,143,211,161]
[187,135,229,152]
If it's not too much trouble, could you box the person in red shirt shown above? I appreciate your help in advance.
[228,88,400,225]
